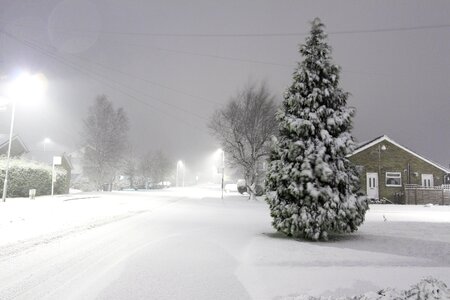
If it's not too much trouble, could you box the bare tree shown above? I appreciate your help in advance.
[123,147,138,189]
[140,150,172,188]
[139,152,153,189]
[209,82,278,199]
[81,95,129,190]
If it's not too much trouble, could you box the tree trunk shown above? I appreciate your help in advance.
[245,173,257,200]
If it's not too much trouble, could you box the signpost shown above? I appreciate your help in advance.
[51,156,62,196]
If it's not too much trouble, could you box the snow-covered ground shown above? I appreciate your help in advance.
[0,186,449,299]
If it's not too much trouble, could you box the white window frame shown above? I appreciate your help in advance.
[385,172,402,187]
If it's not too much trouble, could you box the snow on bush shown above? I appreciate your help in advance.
[265,18,368,241]
[284,277,450,300]
[404,277,450,300]
[0,156,68,197]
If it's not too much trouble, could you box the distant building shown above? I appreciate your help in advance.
[348,135,450,204]
[0,134,29,157]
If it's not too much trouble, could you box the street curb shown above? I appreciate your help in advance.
[63,196,100,202]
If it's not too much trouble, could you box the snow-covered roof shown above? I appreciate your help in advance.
[350,135,449,173]
[0,134,29,155]
[61,153,74,170]
[0,134,10,146]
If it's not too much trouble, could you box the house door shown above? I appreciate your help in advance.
[366,172,379,199]
[421,174,434,187]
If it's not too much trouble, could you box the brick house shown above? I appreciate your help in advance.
[348,135,450,204]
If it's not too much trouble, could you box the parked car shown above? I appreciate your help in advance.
[224,183,237,192]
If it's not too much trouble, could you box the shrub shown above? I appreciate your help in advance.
[254,184,264,197]
[0,157,69,197]
[237,180,248,194]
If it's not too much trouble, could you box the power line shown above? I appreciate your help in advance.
[1,25,226,107]
[2,31,207,131]
[1,19,443,78]
[71,50,222,106]
[152,46,291,67]
[3,32,219,121]
[2,19,450,37]
[96,36,293,68]
[328,23,450,35]
[97,37,389,77]
[61,51,212,121]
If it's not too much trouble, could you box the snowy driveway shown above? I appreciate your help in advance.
[0,187,449,299]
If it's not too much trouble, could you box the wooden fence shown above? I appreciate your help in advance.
[405,184,450,205]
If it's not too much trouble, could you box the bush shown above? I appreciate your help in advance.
[296,277,449,299]
[237,185,247,194]
[70,176,96,192]
[0,157,69,197]
[254,184,264,196]
[237,179,247,194]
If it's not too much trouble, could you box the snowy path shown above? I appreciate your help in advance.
[0,187,449,299]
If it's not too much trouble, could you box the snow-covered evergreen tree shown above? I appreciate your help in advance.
[265,18,368,241]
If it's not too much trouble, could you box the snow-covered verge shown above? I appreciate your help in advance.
[0,186,227,249]
[284,277,449,299]
[0,189,187,249]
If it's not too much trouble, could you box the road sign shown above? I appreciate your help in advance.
[53,156,62,165]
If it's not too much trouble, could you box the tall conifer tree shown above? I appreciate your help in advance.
[266,18,368,241]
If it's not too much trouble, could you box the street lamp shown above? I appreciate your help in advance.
[43,137,51,152]
[378,144,387,179]
[216,148,225,200]
[176,160,184,187]
[1,71,47,202]
[377,144,387,199]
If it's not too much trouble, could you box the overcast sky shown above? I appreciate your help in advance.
[0,0,449,172]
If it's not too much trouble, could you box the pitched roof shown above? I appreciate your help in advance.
[349,135,449,173]
[0,134,29,155]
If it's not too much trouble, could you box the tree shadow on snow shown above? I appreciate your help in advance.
[261,231,291,240]
[261,223,450,266]
[321,225,450,266]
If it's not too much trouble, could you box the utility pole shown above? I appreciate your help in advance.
[2,100,16,202]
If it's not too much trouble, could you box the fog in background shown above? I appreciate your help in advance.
[0,0,449,174]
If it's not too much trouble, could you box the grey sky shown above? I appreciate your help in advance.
[0,0,449,172]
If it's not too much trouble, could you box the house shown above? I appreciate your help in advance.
[0,134,29,157]
[348,135,450,204]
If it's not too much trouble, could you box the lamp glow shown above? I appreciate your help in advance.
[7,72,47,102]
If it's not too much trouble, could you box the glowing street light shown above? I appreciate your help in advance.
[2,71,47,202]
[43,137,51,152]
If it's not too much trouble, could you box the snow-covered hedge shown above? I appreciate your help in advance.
[293,277,449,300]
[0,157,69,197]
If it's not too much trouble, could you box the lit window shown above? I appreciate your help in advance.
[386,172,402,187]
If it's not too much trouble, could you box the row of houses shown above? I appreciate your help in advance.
[2,133,449,204]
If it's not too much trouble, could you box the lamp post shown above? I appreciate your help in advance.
[377,144,386,196]
[222,150,225,199]
[1,72,47,202]
[176,160,183,187]
[217,148,225,200]
[1,99,16,202]
[51,156,62,196]
[182,162,185,187]
[378,144,386,176]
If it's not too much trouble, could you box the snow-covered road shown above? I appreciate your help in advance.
[0,186,449,299]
